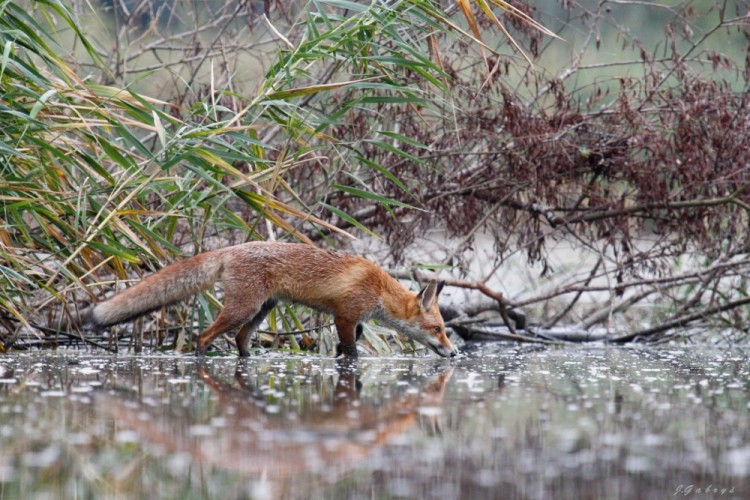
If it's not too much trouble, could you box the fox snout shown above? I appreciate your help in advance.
[431,341,458,358]
[440,345,458,358]
[425,330,458,358]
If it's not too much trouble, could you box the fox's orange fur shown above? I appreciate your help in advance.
[77,242,457,358]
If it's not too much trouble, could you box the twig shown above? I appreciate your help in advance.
[450,323,555,344]
[21,324,118,353]
[543,256,602,328]
[513,257,750,308]
[577,288,656,330]
[610,296,750,343]
[392,270,524,333]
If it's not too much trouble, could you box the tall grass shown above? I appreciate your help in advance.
[0,0,542,354]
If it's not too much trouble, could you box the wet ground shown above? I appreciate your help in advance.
[0,344,748,499]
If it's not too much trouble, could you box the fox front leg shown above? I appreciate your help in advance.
[334,319,361,358]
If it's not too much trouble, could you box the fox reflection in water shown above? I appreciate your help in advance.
[98,360,454,484]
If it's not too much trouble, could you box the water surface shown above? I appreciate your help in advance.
[0,344,748,499]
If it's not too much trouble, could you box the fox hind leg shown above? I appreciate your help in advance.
[235,299,277,357]
[195,296,266,356]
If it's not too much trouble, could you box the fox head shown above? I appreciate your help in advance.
[397,280,457,358]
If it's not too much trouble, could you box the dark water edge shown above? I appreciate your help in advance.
[0,344,748,499]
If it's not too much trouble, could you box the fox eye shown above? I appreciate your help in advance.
[433,326,442,334]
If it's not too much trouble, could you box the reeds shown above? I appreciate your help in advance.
[1,0,541,354]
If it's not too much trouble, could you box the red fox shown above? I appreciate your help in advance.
[74,242,457,358]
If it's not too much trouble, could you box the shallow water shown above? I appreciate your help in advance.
[0,344,748,499]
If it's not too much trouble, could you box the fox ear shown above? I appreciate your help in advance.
[418,280,442,310]
[436,280,446,297]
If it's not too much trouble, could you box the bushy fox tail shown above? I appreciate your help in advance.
[77,251,224,330]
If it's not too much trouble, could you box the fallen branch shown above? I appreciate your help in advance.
[609,296,750,343]
[7,321,118,353]
[513,257,750,309]
[448,323,555,344]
